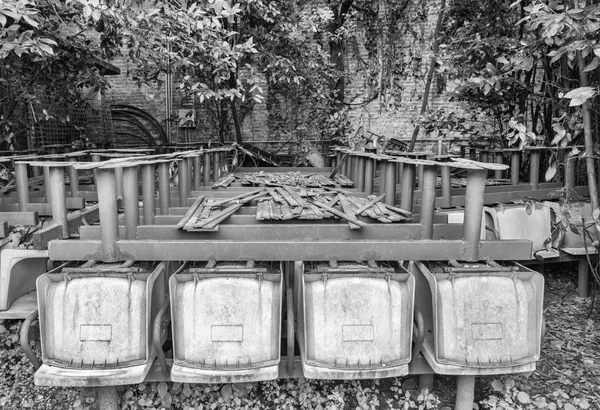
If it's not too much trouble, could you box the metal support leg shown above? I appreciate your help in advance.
[384,160,397,206]
[419,374,434,391]
[15,162,29,212]
[480,151,489,163]
[158,162,170,213]
[213,153,220,182]
[96,386,118,410]
[203,152,211,186]
[97,169,119,260]
[193,156,201,191]
[441,165,452,208]
[32,166,41,178]
[379,160,386,195]
[287,287,294,376]
[469,148,477,161]
[530,151,541,189]
[356,156,365,191]
[92,153,101,190]
[400,164,416,213]
[463,169,487,261]
[455,375,476,410]
[495,153,504,179]
[578,259,589,298]
[49,167,68,238]
[68,158,80,197]
[122,166,139,240]
[417,165,424,191]
[330,155,337,169]
[43,166,51,203]
[115,167,124,202]
[178,158,190,207]
[420,165,437,239]
[350,155,358,184]
[364,157,374,195]
[511,152,521,185]
[142,164,156,225]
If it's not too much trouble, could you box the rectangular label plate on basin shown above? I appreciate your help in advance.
[472,323,503,340]
[80,324,112,342]
[342,325,374,342]
[212,325,243,342]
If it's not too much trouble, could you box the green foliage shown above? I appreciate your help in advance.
[440,0,600,154]
[0,0,123,149]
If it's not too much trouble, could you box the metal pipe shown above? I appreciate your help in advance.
[400,163,415,212]
[15,162,29,212]
[193,156,201,191]
[31,166,41,178]
[356,156,365,191]
[441,164,452,207]
[68,158,80,197]
[188,156,194,190]
[203,152,211,186]
[122,166,139,240]
[142,163,156,225]
[158,162,171,213]
[469,148,477,161]
[420,165,438,239]
[92,153,101,190]
[510,152,520,185]
[455,375,476,410]
[379,160,386,195]
[43,166,51,203]
[330,154,337,169]
[364,157,374,195]
[462,169,487,261]
[384,160,397,206]
[97,168,119,258]
[346,155,353,182]
[417,165,424,191]
[213,153,220,182]
[115,166,124,202]
[49,166,68,238]
[529,150,540,189]
[178,158,190,207]
[494,153,504,179]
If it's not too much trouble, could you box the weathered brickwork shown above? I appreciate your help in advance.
[105,0,460,152]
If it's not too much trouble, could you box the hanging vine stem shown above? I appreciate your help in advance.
[408,0,446,152]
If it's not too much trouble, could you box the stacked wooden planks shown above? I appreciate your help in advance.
[238,171,353,187]
[177,186,411,231]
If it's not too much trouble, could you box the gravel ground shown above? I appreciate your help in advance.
[0,263,598,409]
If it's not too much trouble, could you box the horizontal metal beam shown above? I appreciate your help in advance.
[0,211,38,226]
[48,238,532,262]
[32,205,100,249]
[433,185,590,208]
[235,167,332,173]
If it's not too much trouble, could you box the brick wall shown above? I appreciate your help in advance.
[105,0,462,153]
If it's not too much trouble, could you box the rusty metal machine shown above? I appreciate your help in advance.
[0,144,588,409]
